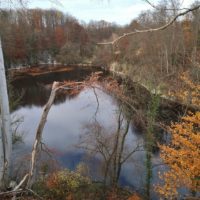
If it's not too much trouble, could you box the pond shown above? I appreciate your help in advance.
[11,66,162,198]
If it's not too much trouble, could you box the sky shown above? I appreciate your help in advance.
[28,0,152,25]
[2,0,195,25]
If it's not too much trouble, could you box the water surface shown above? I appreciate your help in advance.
[11,66,162,197]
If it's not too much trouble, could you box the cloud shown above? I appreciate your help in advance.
[28,0,197,25]
[182,0,194,8]
[28,0,151,25]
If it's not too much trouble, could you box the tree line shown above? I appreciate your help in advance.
[98,0,200,87]
[0,8,117,67]
[0,0,200,199]
[1,1,200,86]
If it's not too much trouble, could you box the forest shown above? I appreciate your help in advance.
[0,0,200,200]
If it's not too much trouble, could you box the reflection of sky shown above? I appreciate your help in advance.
[12,87,119,152]
[12,86,159,193]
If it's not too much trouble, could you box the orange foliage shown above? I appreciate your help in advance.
[127,193,142,200]
[155,112,200,199]
[169,71,200,107]
[182,19,193,49]
[55,26,65,48]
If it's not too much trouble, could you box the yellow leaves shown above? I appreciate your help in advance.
[169,71,200,107]
[155,171,179,199]
[183,112,200,125]
[45,169,91,199]
[155,112,200,199]
[158,74,200,198]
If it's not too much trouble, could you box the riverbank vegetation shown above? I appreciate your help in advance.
[0,0,200,199]
[1,1,200,102]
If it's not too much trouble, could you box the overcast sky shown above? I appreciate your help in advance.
[2,0,195,25]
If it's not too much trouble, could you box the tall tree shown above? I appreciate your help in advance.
[0,38,12,189]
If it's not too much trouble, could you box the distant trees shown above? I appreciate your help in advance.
[0,8,119,68]
[97,0,200,85]
[0,9,66,66]
[1,0,199,73]
[0,0,199,197]
[56,42,82,64]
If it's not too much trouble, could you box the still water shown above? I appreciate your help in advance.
[11,66,161,196]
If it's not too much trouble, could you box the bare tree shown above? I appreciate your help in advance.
[79,109,143,186]
[98,3,200,45]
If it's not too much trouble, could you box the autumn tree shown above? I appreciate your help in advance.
[169,71,200,108]
[155,112,200,199]
[0,8,100,67]
[155,71,200,199]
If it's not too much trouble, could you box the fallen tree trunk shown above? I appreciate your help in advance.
[27,81,59,187]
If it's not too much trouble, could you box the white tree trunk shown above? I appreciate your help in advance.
[0,117,4,189]
[0,38,12,188]
[27,82,59,188]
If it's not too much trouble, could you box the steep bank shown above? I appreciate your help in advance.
[109,62,199,111]
[107,64,199,130]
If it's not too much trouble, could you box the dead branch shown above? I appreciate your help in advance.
[121,143,144,164]
[40,141,53,158]
[27,82,60,188]
[144,0,189,11]
[92,86,100,118]
[13,174,29,192]
[0,189,23,196]
[11,173,29,200]
[0,188,43,200]
[97,4,200,45]
[26,73,101,188]
[26,81,84,188]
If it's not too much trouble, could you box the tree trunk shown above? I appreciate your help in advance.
[116,120,130,183]
[0,119,4,189]
[0,38,12,189]
[27,82,59,188]
[165,46,169,75]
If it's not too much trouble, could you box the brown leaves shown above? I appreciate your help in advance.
[127,194,142,200]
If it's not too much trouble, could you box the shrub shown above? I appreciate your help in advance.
[45,169,91,200]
